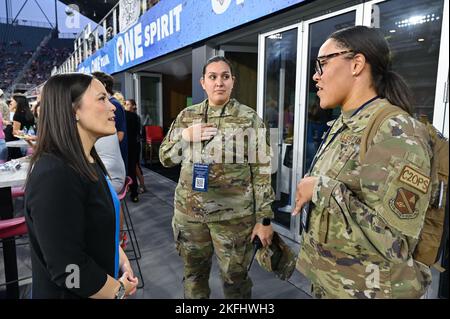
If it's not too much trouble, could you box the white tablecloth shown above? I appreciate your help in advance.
[0,160,29,188]
[6,140,29,148]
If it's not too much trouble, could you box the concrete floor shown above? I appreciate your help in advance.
[0,167,312,299]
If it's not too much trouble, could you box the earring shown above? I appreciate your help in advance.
[75,115,80,121]
[352,72,356,76]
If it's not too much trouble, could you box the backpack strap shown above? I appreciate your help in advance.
[359,104,408,163]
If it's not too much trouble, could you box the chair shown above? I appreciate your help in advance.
[116,177,144,289]
[0,217,31,290]
[144,126,164,165]
[0,217,27,239]
[10,187,25,213]
[11,187,25,199]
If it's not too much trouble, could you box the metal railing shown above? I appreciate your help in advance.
[54,0,160,75]
[0,17,53,29]
[59,32,78,39]
[0,18,77,40]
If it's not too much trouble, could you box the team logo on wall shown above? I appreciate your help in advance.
[117,41,124,66]
[211,0,232,14]
[119,0,141,32]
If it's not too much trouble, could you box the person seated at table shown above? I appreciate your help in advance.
[11,94,34,136]
[0,111,7,163]
[7,94,35,158]
[24,73,138,299]
[24,103,39,148]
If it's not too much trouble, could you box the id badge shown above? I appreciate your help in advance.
[300,202,311,234]
[192,163,209,192]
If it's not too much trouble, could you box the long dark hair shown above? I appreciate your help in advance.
[13,94,34,122]
[28,73,107,182]
[329,26,413,115]
[126,99,136,107]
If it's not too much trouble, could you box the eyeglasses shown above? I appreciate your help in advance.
[314,50,354,76]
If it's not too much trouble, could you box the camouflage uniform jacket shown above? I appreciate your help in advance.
[297,98,433,298]
[159,98,275,223]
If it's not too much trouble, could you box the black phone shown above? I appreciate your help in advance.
[300,202,311,234]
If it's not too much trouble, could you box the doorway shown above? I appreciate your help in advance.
[133,72,163,127]
[258,6,361,241]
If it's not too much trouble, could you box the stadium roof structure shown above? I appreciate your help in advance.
[58,0,119,24]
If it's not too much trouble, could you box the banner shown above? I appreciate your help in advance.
[119,0,141,33]
[77,0,305,74]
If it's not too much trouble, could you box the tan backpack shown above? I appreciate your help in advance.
[360,104,449,269]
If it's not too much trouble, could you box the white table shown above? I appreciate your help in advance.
[0,161,29,188]
[6,140,32,148]
[0,159,29,298]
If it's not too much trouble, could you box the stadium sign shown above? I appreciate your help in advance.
[77,0,305,74]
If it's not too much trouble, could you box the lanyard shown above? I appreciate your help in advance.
[306,96,379,175]
[104,176,121,279]
[202,101,227,149]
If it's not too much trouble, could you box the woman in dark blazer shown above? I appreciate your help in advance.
[25,73,138,299]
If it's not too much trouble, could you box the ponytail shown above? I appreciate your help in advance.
[329,26,414,116]
[378,70,413,115]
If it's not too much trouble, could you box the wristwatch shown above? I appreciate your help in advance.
[260,218,271,226]
[114,281,126,299]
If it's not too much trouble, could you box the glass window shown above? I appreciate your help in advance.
[303,12,356,174]
[262,28,298,228]
[140,76,161,126]
[375,0,444,122]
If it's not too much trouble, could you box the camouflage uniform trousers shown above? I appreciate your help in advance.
[172,211,255,299]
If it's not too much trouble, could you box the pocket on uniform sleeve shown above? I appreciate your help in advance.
[380,158,431,239]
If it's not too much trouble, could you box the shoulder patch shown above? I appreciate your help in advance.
[398,165,430,194]
[389,187,419,219]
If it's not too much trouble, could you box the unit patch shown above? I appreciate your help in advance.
[389,187,419,218]
[398,165,430,194]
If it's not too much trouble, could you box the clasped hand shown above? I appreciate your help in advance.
[119,262,138,297]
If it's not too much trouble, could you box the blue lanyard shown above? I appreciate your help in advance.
[104,176,121,279]
[306,96,379,174]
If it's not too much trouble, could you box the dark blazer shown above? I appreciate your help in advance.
[25,154,117,298]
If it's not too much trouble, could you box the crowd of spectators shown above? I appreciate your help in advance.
[21,44,72,85]
[0,41,33,88]
[0,38,72,91]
